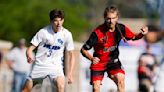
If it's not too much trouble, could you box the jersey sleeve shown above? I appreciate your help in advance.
[82,32,98,50]
[30,30,43,46]
[124,26,144,40]
[65,32,74,51]
[134,33,144,40]
[124,26,135,40]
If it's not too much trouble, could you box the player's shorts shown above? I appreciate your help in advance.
[26,64,64,84]
[90,59,125,85]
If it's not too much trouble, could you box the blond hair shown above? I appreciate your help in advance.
[104,5,119,18]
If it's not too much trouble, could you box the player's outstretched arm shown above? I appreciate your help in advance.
[131,26,149,40]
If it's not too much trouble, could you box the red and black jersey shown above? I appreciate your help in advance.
[82,23,144,70]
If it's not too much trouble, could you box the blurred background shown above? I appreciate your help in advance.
[0,0,163,92]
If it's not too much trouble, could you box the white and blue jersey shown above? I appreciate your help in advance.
[30,25,74,79]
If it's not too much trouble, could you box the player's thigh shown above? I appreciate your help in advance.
[92,80,101,88]
[50,67,65,85]
[107,60,125,84]
[90,70,105,85]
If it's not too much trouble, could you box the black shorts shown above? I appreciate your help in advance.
[90,59,125,85]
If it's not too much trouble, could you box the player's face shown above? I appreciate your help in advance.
[51,17,64,31]
[105,11,118,29]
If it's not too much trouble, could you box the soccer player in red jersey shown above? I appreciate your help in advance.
[81,5,148,92]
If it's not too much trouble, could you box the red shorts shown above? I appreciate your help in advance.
[90,60,125,85]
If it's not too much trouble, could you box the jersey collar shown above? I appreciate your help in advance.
[50,25,63,34]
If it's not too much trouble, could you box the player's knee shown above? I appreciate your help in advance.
[118,79,124,87]
[115,74,125,86]
[118,77,124,85]
[57,83,65,90]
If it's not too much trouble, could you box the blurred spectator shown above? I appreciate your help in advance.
[6,38,32,92]
[144,25,163,62]
[143,25,164,92]
[144,25,162,43]
[137,43,158,92]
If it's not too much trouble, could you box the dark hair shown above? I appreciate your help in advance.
[148,25,160,32]
[49,9,64,21]
[104,5,119,18]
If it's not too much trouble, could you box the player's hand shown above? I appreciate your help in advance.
[141,26,148,35]
[91,57,100,64]
[67,73,73,84]
[27,55,34,63]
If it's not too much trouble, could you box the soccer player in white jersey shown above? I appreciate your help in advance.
[22,9,75,92]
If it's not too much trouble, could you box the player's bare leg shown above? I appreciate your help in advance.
[22,79,33,92]
[55,76,65,92]
[92,80,101,92]
[111,73,125,92]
